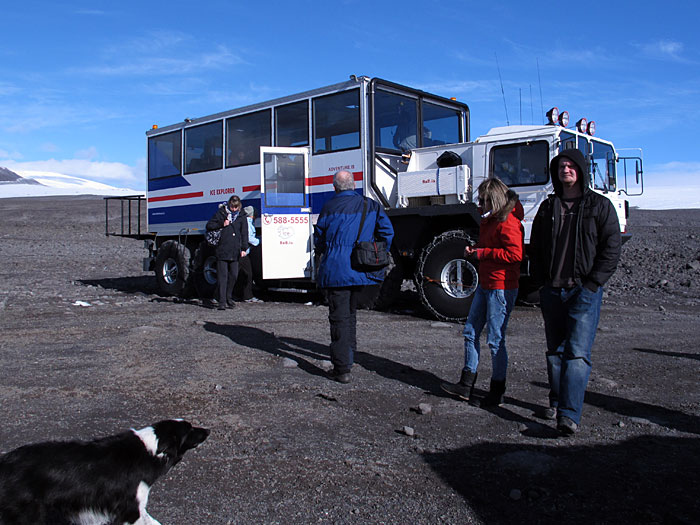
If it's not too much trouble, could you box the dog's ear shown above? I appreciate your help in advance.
[153,420,209,459]
[181,427,210,452]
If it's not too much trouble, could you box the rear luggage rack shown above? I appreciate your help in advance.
[104,195,151,239]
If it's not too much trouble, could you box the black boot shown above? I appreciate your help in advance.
[481,379,506,407]
[441,370,477,401]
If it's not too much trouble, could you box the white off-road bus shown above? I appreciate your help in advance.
[106,75,642,321]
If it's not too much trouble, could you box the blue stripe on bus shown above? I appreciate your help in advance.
[148,196,300,225]
[148,175,191,192]
[148,188,357,226]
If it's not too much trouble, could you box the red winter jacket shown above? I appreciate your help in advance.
[475,191,524,290]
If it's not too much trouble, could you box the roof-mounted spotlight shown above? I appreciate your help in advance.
[576,118,588,133]
[546,107,559,125]
[559,111,570,128]
[587,120,596,136]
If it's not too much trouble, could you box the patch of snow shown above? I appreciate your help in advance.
[627,185,700,210]
[0,170,143,199]
[72,300,92,307]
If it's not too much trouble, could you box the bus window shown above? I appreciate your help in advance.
[559,131,578,152]
[374,90,418,153]
[490,141,549,186]
[313,89,360,154]
[184,121,222,174]
[422,101,461,147]
[263,153,306,207]
[591,141,616,192]
[276,100,309,147]
[226,109,271,167]
[148,130,182,180]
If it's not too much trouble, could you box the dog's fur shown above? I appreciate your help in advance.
[0,419,209,525]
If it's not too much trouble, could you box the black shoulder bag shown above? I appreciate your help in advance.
[350,199,390,272]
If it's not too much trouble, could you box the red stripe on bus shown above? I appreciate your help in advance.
[243,185,261,192]
[148,191,204,203]
[306,171,362,187]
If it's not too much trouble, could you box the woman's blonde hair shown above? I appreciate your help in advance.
[478,177,512,221]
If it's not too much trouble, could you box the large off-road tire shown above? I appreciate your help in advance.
[154,240,191,296]
[415,230,478,322]
[356,249,403,311]
[192,242,218,299]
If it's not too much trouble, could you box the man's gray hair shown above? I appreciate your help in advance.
[333,170,355,192]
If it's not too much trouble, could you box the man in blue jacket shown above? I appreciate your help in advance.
[314,171,394,383]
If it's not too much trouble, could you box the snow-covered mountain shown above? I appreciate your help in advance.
[0,168,143,198]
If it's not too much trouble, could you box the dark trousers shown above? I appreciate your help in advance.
[326,286,363,373]
[235,254,254,300]
[216,259,239,304]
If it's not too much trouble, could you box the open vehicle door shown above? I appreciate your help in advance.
[259,147,313,279]
[617,148,644,196]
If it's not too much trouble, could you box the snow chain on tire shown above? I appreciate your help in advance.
[414,229,478,322]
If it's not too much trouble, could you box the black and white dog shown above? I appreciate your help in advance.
[0,419,209,525]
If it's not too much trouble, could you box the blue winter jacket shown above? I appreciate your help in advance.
[314,190,395,288]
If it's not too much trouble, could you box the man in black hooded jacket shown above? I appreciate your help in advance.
[530,148,620,435]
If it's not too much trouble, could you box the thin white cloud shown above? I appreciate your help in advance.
[0,148,23,160]
[0,81,20,96]
[409,79,498,104]
[41,142,60,153]
[0,97,121,134]
[75,146,99,160]
[645,160,700,181]
[76,32,246,77]
[75,9,109,16]
[636,39,688,62]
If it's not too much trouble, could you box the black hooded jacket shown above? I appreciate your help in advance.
[206,203,249,261]
[530,148,621,291]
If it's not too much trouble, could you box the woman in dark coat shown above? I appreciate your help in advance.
[206,195,249,310]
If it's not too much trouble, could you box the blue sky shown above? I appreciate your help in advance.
[1,0,699,207]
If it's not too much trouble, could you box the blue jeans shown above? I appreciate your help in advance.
[539,285,603,425]
[463,286,518,381]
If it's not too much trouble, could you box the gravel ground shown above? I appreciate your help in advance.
[0,196,698,524]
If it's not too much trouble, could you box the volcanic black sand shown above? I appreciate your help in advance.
[1,196,698,524]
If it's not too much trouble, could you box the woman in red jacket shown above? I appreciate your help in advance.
[441,178,524,406]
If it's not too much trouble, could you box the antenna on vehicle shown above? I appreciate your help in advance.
[530,84,534,125]
[537,58,545,124]
[495,53,509,126]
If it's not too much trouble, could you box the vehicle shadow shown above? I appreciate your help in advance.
[531,380,700,435]
[78,276,160,295]
[423,435,700,523]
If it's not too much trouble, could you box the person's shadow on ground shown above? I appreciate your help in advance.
[203,322,450,395]
[527,380,700,435]
[203,322,328,379]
